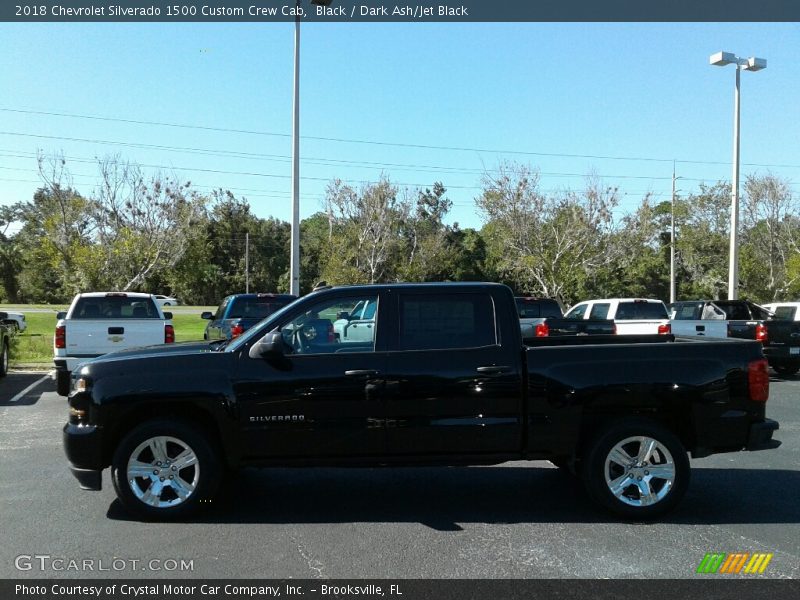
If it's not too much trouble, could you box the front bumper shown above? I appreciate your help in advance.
[63,422,104,490]
[69,466,102,490]
[746,418,781,451]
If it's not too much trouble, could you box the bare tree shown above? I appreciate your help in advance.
[742,174,799,299]
[94,156,205,290]
[477,162,618,303]
[325,176,408,283]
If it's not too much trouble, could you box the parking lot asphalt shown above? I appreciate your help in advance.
[0,370,797,579]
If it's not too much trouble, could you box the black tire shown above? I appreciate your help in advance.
[111,419,220,520]
[56,369,71,396]
[0,340,8,378]
[580,418,689,520]
[773,364,799,377]
[163,303,171,307]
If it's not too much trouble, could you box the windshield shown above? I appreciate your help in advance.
[225,300,298,352]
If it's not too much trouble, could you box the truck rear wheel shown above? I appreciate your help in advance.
[580,419,689,520]
[111,419,220,520]
[56,370,71,396]
[773,363,799,376]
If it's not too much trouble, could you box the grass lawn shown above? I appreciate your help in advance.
[3,306,213,365]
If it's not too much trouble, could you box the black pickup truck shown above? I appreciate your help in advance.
[64,283,780,521]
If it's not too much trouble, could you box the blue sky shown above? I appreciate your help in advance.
[1,22,799,231]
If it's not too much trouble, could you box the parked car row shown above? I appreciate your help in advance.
[669,299,800,375]
[516,294,800,376]
[516,296,671,337]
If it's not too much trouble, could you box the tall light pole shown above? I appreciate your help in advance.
[709,51,767,300]
[290,0,333,296]
[670,163,678,304]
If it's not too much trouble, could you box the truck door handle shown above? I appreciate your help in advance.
[696,325,705,332]
[108,327,124,334]
[476,366,511,374]
[345,369,380,377]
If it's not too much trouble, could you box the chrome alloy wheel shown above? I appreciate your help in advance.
[127,436,200,508]
[603,436,676,507]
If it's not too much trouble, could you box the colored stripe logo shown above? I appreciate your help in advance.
[697,552,773,574]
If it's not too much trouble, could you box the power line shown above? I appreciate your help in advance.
[0,141,717,187]
[4,106,800,169]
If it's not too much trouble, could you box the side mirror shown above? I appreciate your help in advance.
[336,311,350,321]
[248,329,285,359]
[56,311,67,320]
[201,312,214,320]
[163,311,173,320]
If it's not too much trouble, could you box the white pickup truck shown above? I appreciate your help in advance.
[564,298,671,335]
[54,292,175,396]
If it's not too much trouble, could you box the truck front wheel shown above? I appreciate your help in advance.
[581,419,689,520]
[0,340,8,377]
[111,419,220,520]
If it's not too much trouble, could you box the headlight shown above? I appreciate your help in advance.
[75,377,91,393]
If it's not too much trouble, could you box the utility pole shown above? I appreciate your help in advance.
[289,1,301,296]
[245,232,250,293]
[670,163,677,304]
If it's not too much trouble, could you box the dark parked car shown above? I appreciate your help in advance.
[201,293,296,341]
[0,315,11,377]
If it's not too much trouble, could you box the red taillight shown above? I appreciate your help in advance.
[165,324,175,344]
[755,323,768,343]
[55,325,66,349]
[612,323,617,335]
[658,323,671,335]
[535,322,550,337]
[230,323,244,339]
[327,322,336,343]
[748,358,769,402]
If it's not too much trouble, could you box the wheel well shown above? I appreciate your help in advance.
[575,409,695,461]
[105,403,227,467]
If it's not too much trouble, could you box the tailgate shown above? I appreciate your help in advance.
[65,319,166,355]
[765,320,800,352]
[726,320,758,340]
[670,319,729,338]
[615,320,667,335]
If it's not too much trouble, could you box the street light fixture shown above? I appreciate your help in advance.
[709,50,767,300]
[290,0,334,296]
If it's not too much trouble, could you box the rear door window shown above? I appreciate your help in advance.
[772,306,797,321]
[589,303,611,319]
[229,297,294,319]
[72,296,159,319]
[515,298,562,318]
[671,303,702,320]
[616,302,669,320]
[398,293,496,351]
